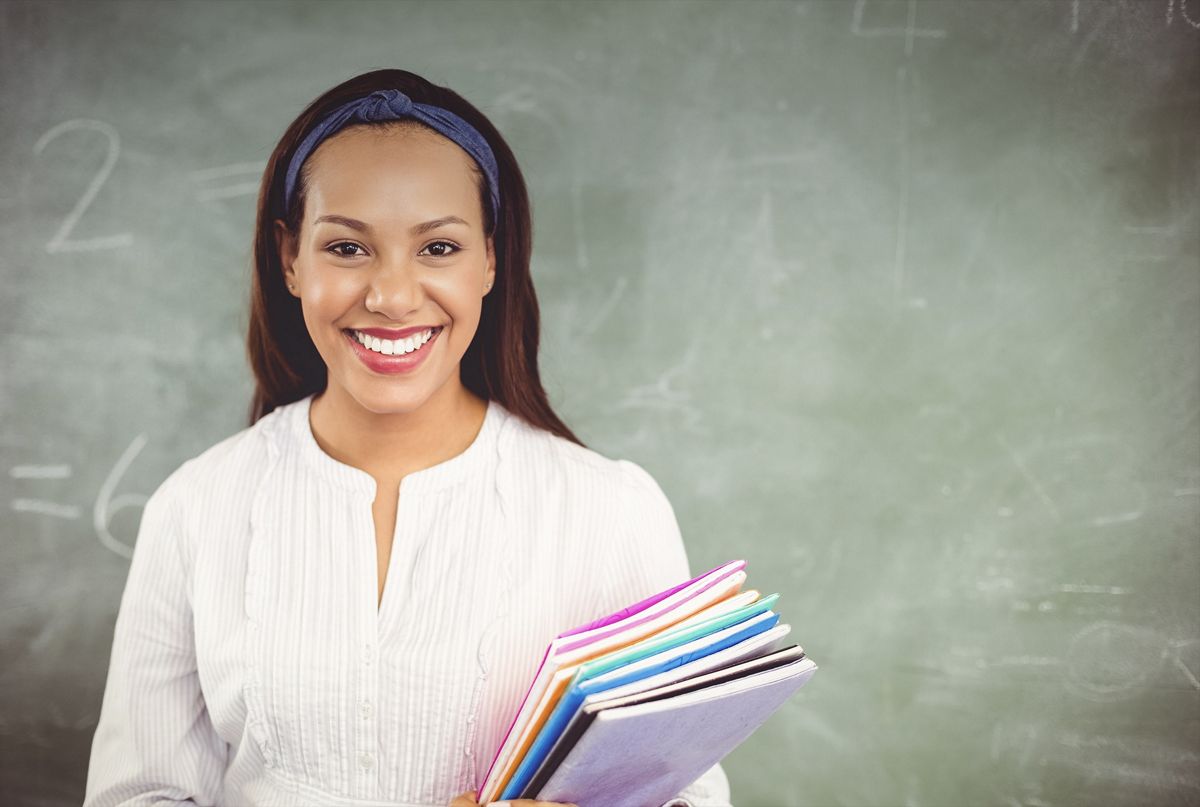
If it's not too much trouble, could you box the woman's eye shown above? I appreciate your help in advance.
[324,240,460,259]
[421,240,461,258]
[327,241,365,258]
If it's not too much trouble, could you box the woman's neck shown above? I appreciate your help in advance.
[307,378,488,481]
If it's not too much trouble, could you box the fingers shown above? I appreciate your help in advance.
[454,793,578,807]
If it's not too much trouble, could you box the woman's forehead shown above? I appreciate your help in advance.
[303,125,483,223]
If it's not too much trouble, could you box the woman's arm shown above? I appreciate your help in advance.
[84,472,228,806]
[660,762,733,807]
[614,461,735,807]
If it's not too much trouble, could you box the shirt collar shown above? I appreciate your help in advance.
[286,392,505,497]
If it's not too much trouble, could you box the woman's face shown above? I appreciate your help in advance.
[275,124,495,416]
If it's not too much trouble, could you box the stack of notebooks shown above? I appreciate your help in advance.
[476,559,818,807]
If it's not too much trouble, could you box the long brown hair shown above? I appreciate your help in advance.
[244,68,583,446]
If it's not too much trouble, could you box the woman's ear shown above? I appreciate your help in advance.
[274,219,300,297]
[483,235,496,296]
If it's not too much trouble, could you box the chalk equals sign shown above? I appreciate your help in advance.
[10,464,80,519]
[189,161,266,202]
[1057,583,1130,595]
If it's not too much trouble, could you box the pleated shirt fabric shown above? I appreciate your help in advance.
[84,392,732,807]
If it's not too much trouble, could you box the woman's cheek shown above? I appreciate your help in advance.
[309,265,364,307]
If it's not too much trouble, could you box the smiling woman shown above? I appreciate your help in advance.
[275,122,499,472]
[83,69,732,807]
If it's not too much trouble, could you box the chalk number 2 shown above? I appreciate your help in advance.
[33,119,133,253]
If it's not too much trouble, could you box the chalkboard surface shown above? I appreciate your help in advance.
[1,1,1197,805]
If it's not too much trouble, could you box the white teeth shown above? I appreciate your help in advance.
[353,328,436,356]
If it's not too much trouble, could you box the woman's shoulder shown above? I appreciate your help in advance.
[498,406,669,506]
[155,399,294,502]
[498,410,690,596]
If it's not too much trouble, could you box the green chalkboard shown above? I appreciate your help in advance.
[1,1,1197,805]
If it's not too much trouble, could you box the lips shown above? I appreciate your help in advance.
[353,325,440,340]
[343,326,441,375]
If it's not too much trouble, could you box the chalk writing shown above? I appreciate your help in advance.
[850,0,947,57]
[188,160,265,201]
[93,434,150,560]
[32,119,132,253]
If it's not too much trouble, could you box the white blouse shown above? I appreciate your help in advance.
[85,393,733,807]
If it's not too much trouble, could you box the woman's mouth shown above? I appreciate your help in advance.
[342,326,443,375]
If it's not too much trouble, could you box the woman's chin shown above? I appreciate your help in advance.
[335,365,463,417]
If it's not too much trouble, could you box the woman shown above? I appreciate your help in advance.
[84,69,732,807]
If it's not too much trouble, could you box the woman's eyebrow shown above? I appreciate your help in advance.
[312,214,471,235]
[412,215,471,234]
[314,214,370,232]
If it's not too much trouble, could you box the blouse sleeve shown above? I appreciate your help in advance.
[84,471,228,806]
[610,459,736,807]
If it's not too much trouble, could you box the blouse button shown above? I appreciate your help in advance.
[359,751,375,769]
[363,644,373,665]
[360,700,372,719]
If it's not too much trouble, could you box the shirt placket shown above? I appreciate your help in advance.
[355,481,422,798]
[355,496,380,796]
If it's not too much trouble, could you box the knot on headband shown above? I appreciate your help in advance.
[362,88,414,117]
[283,88,500,225]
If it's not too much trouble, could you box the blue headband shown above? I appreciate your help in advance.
[283,88,501,224]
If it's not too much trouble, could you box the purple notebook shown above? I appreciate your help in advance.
[477,559,747,799]
[535,650,818,807]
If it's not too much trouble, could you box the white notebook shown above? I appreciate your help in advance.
[534,651,818,807]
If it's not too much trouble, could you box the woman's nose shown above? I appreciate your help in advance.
[364,253,424,317]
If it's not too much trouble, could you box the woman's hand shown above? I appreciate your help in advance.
[448,790,579,807]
